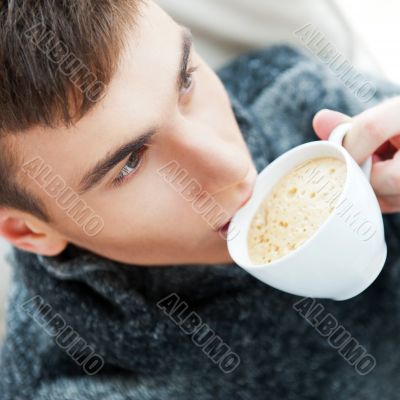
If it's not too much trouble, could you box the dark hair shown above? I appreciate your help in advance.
[0,0,141,221]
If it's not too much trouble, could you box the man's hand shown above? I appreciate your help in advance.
[313,97,400,214]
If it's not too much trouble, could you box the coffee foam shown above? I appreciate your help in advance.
[247,157,346,265]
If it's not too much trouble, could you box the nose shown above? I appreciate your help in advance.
[161,120,250,195]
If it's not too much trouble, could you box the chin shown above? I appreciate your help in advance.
[201,242,233,265]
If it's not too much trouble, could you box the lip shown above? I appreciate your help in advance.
[238,188,254,208]
[214,163,258,233]
[216,186,255,232]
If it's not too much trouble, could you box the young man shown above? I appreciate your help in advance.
[1,1,400,398]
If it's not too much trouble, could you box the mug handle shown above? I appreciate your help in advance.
[328,122,372,181]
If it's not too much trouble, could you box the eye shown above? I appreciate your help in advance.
[112,147,147,187]
[179,65,199,96]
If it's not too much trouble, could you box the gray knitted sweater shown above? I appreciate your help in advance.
[1,45,400,400]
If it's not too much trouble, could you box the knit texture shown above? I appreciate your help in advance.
[1,45,400,399]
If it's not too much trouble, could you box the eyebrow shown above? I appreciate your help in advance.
[76,28,193,194]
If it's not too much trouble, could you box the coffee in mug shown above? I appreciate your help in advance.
[248,157,346,264]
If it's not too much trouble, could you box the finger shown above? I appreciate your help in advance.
[344,97,400,164]
[370,149,400,196]
[390,135,400,148]
[378,195,400,214]
[312,109,352,140]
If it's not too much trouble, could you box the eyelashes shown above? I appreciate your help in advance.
[111,146,148,188]
[179,65,199,96]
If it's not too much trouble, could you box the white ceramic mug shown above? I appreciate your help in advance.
[227,123,387,300]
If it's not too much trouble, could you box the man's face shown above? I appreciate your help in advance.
[15,0,257,265]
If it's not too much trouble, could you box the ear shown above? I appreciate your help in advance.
[0,209,68,256]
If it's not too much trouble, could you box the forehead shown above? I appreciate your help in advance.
[14,1,181,196]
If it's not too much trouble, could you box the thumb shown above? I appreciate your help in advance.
[312,109,352,140]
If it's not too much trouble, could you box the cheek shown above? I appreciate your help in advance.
[87,172,199,237]
[204,67,230,104]
[390,135,400,149]
[194,66,235,128]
